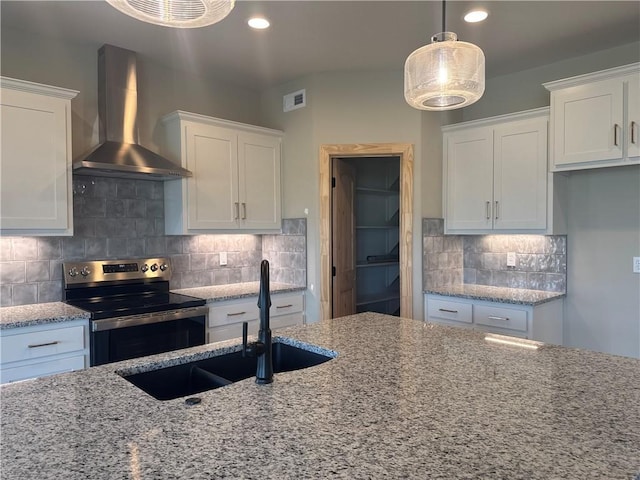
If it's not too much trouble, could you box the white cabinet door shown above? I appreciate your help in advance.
[238,133,282,230]
[0,78,78,235]
[163,111,282,234]
[186,123,239,230]
[545,63,640,171]
[445,126,493,231]
[551,77,624,168]
[444,108,553,234]
[627,73,640,160]
[493,116,548,230]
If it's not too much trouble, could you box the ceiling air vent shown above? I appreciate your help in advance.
[283,89,306,112]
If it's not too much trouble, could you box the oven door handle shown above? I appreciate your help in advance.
[91,305,209,332]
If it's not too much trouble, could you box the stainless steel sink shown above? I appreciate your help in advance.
[121,341,335,400]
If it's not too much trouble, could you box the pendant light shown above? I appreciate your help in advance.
[106,0,235,29]
[404,0,485,110]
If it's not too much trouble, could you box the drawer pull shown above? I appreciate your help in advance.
[488,315,509,321]
[632,121,637,144]
[276,304,293,309]
[28,341,60,348]
[439,308,458,314]
[227,311,247,317]
[485,201,490,220]
[614,123,620,146]
[495,200,499,220]
[234,202,240,220]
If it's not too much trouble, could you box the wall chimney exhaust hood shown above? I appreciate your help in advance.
[73,44,192,180]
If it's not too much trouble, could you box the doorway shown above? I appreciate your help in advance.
[319,143,414,321]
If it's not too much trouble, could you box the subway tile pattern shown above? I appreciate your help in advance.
[0,176,306,306]
[423,219,567,293]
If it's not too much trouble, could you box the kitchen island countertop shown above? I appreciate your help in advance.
[1,312,638,479]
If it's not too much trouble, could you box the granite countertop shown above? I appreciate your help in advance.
[174,282,305,303]
[0,283,306,330]
[425,284,566,306]
[0,302,90,330]
[1,312,638,479]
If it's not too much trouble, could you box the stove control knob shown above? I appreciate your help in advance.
[68,267,78,277]
[141,264,149,273]
[150,263,159,272]
[159,263,168,272]
[80,267,91,277]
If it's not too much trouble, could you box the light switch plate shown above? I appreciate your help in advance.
[220,252,228,266]
[633,257,640,274]
[507,252,517,267]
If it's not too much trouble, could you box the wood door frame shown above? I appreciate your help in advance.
[320,143,414,320]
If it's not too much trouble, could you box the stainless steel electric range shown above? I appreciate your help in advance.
[63,258,208,366]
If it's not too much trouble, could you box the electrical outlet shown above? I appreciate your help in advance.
[506,252,517,267]
[633,257,640,274]
[219,252,228,266]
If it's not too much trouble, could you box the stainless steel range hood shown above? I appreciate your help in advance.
[73,44,192,180]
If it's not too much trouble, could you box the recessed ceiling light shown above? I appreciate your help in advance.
[464,10,488,23]
[248,17,270,29]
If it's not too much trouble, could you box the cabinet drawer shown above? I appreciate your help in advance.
[209,300,259,327]
[0,354,86,384]
[271,294,303,317]
[1,325,86,364]
[474,305,527,332]
[427,298,472,324]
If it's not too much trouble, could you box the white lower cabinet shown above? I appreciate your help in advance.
[424,293,563,345]
[0,319,89,384]
[208,292,304,343]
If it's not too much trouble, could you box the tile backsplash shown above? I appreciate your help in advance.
[423,218,567,292]
[0,175,306,307]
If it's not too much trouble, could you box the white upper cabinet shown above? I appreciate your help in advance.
[0,77,78,236]
[444,108,563,235]
[544,63,640,171]
[162,111,282,234]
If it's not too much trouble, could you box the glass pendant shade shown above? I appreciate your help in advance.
[404,32,485,110]
[106,0,235,28]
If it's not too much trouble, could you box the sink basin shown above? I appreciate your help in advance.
[121,341,335,400]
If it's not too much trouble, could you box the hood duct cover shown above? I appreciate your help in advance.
[73,44,192,180]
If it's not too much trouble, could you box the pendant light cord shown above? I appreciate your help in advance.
[442,0,446,32]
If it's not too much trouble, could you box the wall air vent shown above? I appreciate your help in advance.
[283,89,306,112]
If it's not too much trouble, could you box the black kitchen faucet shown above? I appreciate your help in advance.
[242,260,274,384]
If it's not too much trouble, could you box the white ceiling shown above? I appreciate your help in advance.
[1,1,639,90]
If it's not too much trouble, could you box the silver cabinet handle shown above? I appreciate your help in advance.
[495,200,499,220]
[614,123,620,146]
[241,202,247,220]
[632,121,637,145]
[234,202,239,220]
[276,304,293,309]
[488,315,509,321]
[28,341,60,348]
[438,308,458,314]
[227,311,247,317]
[485,201,491,220]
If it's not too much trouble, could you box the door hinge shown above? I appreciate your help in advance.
[331,177,336,188]
[332,266,336,277]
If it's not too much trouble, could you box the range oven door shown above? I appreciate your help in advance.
[90,306,208,366]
